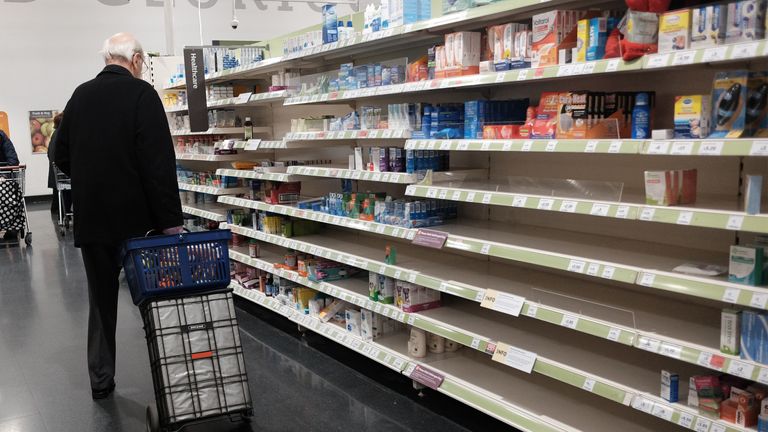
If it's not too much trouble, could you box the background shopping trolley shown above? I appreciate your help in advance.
[121,229,253,432]
[52,163,72,236]
[0,164,32,246]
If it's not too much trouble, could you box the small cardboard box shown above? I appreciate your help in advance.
[659,8,691,52]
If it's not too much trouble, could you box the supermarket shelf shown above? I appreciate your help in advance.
[229,253,738,432]
[176,153,249,162]
[216,168,303,183]
[177,183,250,195]
[165,104,188,113]
[231,139,344,151]
[181,204,229,222]
[406,138,643,154]
[284,130,411,141]
[225,221,768,382]
[405,183,768,233]
[406,138,768,157]
[282,40,768,107]
[171,127,271,136]
[285,166,486,184]
[164,92,287,113]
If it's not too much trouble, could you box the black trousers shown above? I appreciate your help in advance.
[80,243,122,390]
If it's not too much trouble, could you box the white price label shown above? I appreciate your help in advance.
[495,72,507,83]
[526,304,538,318]
[732,42,759,59]
[481,141,491,151]
[438,190,448,200]
[583,62,596,74]
[572,63,586,75]
[602,58,620,72]
[702,46,728,62]
[697,351,714,368]
[646,54,670,68]
[560,200,577,213]
[482,193,493,204]
[439,141,451,150]
[637,336,661,353]
[676,211,693,225]
[638,272,656,287]
[751,292,768,309]
[639,208,655,221]
[651,404,674,421]
[374,304,383,313]
[561,314,579,329]
[538,199,554,210]
[587,263,600,276]
[677,412,695,428]
[408,273,417,283]
[480,244,491,255]
[512,196,528,207]
[521,141,533,152]
[615,205,630,219]
[694,417,711,432]
[728,360,755,379]
[727,215,744,230]
[545,140,558,152]
[466,192,476,202]
[671,141,694,155]
[457,142,469,151]
[660,342,682,359]
[722,287,741,303]
[502,142,512,151]
[451,191,462,201]
[710,424,726,432]
[557,64,574,77]
[672,50,695,66]
[590,203,610,217]
[516,69,529,81]
[632,396,654,413]
[407,315,416,326]
[608,140,623,153]
[601,266,616,280]
[648,141,670,154]
[607,328,621,341]
[568,260,586,273]
[582,378,596,392]
[394,270,402,279]
[758,368,768,385]
[470,338,481,349]
[698,141,723,155]
[379,265,386,274]
[426,188,438,198]
[750,140,768,155]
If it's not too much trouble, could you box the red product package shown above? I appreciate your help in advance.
[625,0,671,12]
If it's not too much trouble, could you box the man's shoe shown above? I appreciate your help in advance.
[91,382,116,400]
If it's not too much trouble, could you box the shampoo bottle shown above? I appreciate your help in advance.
[631,92,651,139]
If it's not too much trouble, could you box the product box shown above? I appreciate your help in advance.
[748,72,768,136]
[444,31,481,76]
[532,10,570,68]
[360,309,382,341]
[318,299,347,322]
[380,276,395,304]
[746,175,763,215]
[691,5,727,48]
[722,309,742,355]
[265,182,301,205]
[742,310,768,364]
[586,17,607,61]
[694,375,724,418]
[688,376,700,407]
[395,281,441,312]
[661,370,679,402]
[322,5,339,44]
[557,91,589,138]
[730,245,765,286]
[674,95,710,138]
[644,169,698,206]
[576,19,589,62]
[345,309,361,336]
[659,9,691,52]
[532,92,560,139]
[710,71,750,138]
[726,0,767,44]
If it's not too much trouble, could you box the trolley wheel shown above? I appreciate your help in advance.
[24,232,32,246]
[145,405,160,432]
[59,227,66,236]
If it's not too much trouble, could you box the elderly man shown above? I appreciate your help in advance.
[55,33,183,399]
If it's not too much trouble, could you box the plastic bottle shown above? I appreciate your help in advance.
[346,21,354,38]
[244,117,253,140]
[631,92,650,139]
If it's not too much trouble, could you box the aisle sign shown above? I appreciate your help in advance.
[184,48,209,132]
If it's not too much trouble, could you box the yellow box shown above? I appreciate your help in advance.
[659,9,691,52]
[576,19,589,62]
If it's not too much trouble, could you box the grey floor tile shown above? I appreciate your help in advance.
[0,414,48,432]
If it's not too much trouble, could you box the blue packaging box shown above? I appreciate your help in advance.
[586,17,607,61]
[741,310,768,365]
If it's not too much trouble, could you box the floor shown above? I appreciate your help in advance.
[0,203,478,432]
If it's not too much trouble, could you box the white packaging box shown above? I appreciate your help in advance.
[346,309,362,336]
[452,32,481,69]
[691,5,726,48]
[720,308,741,355]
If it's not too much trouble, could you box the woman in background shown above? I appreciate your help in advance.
[48,113,70,214]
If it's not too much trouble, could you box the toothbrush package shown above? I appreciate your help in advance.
[710,70,749,138]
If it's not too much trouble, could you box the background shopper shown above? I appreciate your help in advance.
[0,130,19,167]
[54,32,183,400]
[47,113,70,214]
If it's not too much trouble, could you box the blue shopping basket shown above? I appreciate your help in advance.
[122,229,232,305]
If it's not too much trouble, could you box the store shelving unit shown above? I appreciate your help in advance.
[177,183,249,196]
[168,0,768,429]
[171,127,255,136]
[176,153,252,162]
[180,203,229,222]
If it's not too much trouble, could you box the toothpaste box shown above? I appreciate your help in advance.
[674,95,710,138]
[661,370,679,402]
[727,0,767,44]
[741,310,768,364]
[586,17,607,61]
[730,245,765,286]
[576,19,589,62]
[659,8,691,53]
[722,309,742,355]
[691,5,727,48]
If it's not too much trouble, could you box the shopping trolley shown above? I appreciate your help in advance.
[52,163,73,236]
[121,229,252,432]
[0,164,32,246]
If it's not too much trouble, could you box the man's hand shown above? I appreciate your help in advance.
[162,226,184,235]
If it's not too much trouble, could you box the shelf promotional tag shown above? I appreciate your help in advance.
[480,289,525,317]
[411,229,449,249]
[409,365,445,390]
[491,342,537,373]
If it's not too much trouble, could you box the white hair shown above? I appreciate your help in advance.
[101,33,143,64]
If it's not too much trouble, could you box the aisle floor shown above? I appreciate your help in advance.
[0,204,472,432]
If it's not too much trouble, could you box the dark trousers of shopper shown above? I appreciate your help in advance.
[80,243,122,391]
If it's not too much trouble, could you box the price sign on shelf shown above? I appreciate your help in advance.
[584,140,598,153]
[512,196,528,207]
[647,141,670,155]
[567,259,586,273]
[671,50,696,66]
[677,412,695,428]
[693,417,711,432]
[698,141,723,156]
[728,360,755,379]
[537,199,554,210]
[732,42,759,59]
[676,211,693,225]
[583,62,596,74]
[659,342,682,359]
[491,342,537,374]
[702,46,728,62]
[646,53,670,68]
[722,287,741,304]
[751,292,768,309]
[480,289,525,317]
[605,59,621,72]
[559,200,577,213]
[561,314,579,329]
[590,203,609,217]
[671,141,693,155]
[750,140,768,156]
[727,215,744,230]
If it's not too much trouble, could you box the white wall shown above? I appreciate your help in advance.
[0,0,352,196]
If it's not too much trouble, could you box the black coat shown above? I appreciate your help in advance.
[55,65,182,247]
[47,129,58,189]
[0,130,19,166]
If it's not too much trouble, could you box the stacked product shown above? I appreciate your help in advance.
[335,61,407,91]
